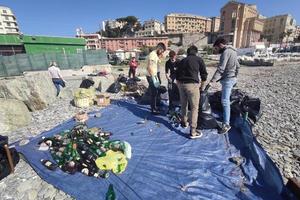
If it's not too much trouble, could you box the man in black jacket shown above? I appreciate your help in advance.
[176,45,208,139]
[165,50,179,111]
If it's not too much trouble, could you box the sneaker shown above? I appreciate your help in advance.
[190,130,203,139]
[218,124,231,134]
[180,121,188,128]
[151,109,160,115]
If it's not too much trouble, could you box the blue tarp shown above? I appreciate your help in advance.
[15,100,285,200]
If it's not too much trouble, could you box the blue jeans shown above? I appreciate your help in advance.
[52,78,65,96]
[220,78,237,125]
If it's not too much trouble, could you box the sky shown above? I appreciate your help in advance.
[1,0,300,37]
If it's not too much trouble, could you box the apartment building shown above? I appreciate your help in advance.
[100,37,168,52]
[220,1,264,48]
[77,33,102,50]
[135,19,163,37]
[263,14,297,43]
[164,13,212,33]
[0,6,20,34]
[211,17,220,33]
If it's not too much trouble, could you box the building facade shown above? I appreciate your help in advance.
[220,1,264,48]
[263,14,297,43]
[23,35,86,54]
[164,13,212,33]
[0,34,24,55]
[0,6,19,34]
[0,35,86,55]
[100,37,168,52]
[135,19,164,37]
[295,25,300,41]
[77,32,102,50]
[211,17,220,33]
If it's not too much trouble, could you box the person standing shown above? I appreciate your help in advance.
[48,62,66,96]
[176,45,208,139]
[211,37,240,134]
[146,42,166,115]
[165,50,178,111]
[128,57,138,78]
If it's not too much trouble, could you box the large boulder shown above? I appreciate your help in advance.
[0,98,31,133]
[93,74,115,92]
[0,72,57,111]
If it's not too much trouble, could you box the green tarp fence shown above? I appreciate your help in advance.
[0,50,108,77]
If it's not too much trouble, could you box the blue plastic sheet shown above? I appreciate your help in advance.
[15,100,285,200]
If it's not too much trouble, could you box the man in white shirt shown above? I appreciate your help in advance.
[48,62,66,96]
[146,43,166,114]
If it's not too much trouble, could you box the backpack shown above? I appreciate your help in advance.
[0,135,20,180]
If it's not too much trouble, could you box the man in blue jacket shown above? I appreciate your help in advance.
[211,37,240,134]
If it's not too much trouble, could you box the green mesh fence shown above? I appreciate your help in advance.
[0,50,108,77]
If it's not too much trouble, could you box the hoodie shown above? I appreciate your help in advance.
[211,45,240,81]
[176,54,208,83]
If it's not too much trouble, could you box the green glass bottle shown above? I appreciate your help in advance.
[106,184,116,200]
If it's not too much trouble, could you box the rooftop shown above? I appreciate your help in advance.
[166,13,211,20]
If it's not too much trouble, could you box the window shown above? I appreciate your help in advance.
[0,22,2,26]
[220,21,224,31]
[2,10,7,14]
[6,22,10,26]
[5,16,9,20]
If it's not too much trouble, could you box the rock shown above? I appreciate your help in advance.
[0,72,57,111]
[27,189,38,200]
[293,150,300,159]
[43,187,57,199]
[93,74,115,92]
[17,180,33,193]
[0,98,31,133]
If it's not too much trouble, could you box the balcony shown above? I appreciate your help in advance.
[1,12,14,16]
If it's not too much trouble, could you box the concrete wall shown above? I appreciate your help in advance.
[182,33,208,49]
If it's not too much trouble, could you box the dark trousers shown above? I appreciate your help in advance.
[128,67,136,78]
[146,76,160,111]
[168,80,175,110]
[157,72,162,84]
[52,78,65,96]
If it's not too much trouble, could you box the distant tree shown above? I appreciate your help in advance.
[102,16,141,38]
[203,45,214,55]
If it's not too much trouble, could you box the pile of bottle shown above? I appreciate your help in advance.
[167,108,182,127]
[39,123,127,179]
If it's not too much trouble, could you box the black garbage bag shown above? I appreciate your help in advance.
[197,86,220,130]
[107,81,122,93]
[209,89,262,124]
[0,135,20,180]
[133,77,141,82]
[241,96,262,123]
[118,74,128,83]
[158,86,167,94]
[126,79,138,92]
[79,79,95,89]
